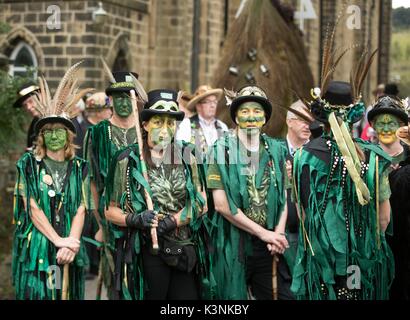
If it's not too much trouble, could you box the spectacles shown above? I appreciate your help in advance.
[200,100,218,106]
[43,128,66,137]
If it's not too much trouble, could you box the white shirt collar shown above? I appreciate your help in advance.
[198,115,216,127]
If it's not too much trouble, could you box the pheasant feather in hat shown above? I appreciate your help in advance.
[32,61,94,134]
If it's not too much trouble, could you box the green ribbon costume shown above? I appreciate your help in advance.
[207,132,287,299]
[12,152,91,300]
[83,119,136,293]
[104,141,214,300]
[291,136,395,300]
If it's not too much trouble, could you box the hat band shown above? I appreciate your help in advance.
[109,82,135,89]
[149,100,179,112]
[19,85,39,97]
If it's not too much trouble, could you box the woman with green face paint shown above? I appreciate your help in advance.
[12,63,93,300]
[105,89,213,300]
[368,95,410,300]
[368,95,409,165]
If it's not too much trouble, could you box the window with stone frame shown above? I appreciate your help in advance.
[8,41,37,79]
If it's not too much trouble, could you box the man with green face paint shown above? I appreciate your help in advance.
[112,92,133,118]
[368,95,410,300]
[104,89,212,300]
[207,85,290,300]
[83,70,141,299]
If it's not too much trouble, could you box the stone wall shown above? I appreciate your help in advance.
[0,0,150,90]
[0,0,392,96]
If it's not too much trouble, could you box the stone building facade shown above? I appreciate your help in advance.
[0,0,392,97]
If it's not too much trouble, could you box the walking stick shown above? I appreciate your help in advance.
[62,264,69,300]
[96,258,103,300]
[130,89,159,253]
[272,255,278,300]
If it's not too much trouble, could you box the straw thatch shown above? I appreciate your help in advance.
[213,0,314,137]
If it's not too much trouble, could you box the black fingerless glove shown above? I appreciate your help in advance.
[125,210,156,229]
[157,215,177,237]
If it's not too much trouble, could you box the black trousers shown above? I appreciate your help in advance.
[142,246,199,300]
[246,254,295,300]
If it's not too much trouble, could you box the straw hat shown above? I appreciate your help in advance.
[185,85,223,112]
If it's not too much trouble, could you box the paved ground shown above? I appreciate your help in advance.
[84,276,108,300]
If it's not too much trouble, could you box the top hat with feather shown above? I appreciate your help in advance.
[32,61,94,134]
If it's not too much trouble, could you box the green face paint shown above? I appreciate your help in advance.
[236,102,265,134]
[112,92,132,118]
[146,115,176,147]
[43,128,67,151]
[374,114,400,145]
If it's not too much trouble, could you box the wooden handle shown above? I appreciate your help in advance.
[95,259,103,300]
[62,264,69,300]
[272,256,278,300]
[130,90,159,253]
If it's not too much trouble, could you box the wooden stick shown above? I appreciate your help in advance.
[272,255,278,300]
[130,90,159,253]
[62,264,69,300]
[95,258,103,300]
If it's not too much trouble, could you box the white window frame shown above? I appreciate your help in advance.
[8,41,38,78]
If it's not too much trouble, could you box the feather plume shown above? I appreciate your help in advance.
[64,87,95,118]
[224,88,237,106]
[53,61,83,114]
[130,73,148,103]
[31,92,48,117]
[290,89,312,110]
[271,99,314,123]
[320,2,351,94]
[355,50,374,93]
[177,90,184,104]
[31,62,91,121]
[100,56,116,84]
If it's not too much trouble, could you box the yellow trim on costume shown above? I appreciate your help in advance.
[376,155,380,249]
[208,174,221,181]
[329,112,370,206]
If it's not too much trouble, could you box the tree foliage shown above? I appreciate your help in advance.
[0,70,32,153]
[393,7,410,30]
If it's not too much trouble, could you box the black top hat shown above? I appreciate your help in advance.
[323,81,353,106]
[140,89,185,122]
[13,81,40,108]
[367,95,408,125]
[105,71,139,96]
[384,83,399,96]
[311,81,354,124]
[309,120,324,139]
[230,85,272,124]
[34,115,76,135]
